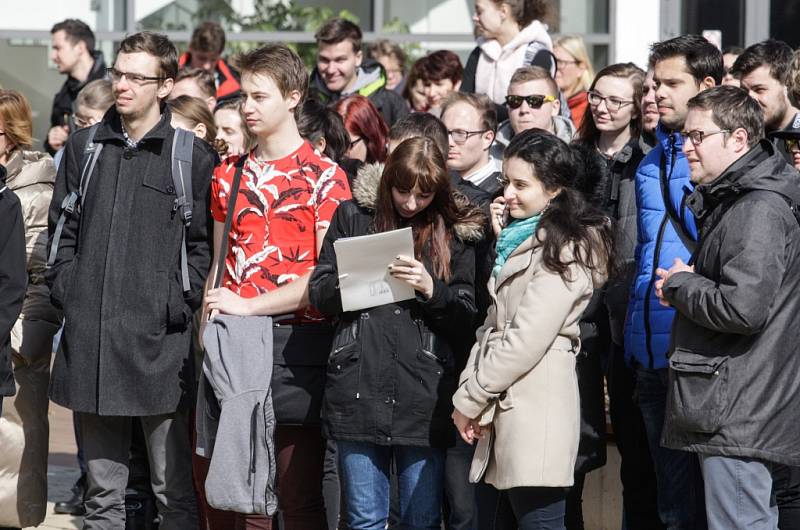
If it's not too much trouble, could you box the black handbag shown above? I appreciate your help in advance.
[211,157,333,425]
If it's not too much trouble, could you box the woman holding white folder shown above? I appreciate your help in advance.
[451,129,614,529]
[309,136,484,529]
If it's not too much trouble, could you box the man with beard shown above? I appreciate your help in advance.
[732,40,800,163]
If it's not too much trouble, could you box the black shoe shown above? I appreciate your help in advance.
[54,475,86,516]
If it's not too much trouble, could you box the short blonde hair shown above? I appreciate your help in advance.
[555,35,595,93]
[0,90,33,149]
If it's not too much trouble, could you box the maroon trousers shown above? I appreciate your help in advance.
[193,424,327,530]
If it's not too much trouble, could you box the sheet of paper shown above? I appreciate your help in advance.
[334,227,415,312]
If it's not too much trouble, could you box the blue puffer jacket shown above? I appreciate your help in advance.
[624,125,697,370]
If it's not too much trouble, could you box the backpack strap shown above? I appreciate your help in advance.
[171,128,195,293]
[48,123,103,267]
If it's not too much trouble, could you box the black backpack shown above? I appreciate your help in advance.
[48,125,195,292]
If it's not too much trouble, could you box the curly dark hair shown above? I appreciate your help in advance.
[503,129,615,281]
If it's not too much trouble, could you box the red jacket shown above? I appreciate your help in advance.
[178,52,241,100]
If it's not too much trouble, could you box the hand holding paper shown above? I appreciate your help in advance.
[388,255,433,299]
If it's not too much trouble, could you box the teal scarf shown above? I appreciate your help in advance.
[493,215,541,276]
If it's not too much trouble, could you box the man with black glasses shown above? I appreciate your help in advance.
[47,31,216,529]
[491,66,575,160]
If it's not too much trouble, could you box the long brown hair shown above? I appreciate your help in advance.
[374,137,477,281]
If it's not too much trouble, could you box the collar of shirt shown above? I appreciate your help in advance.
[463,157,500,187]
[120,119,139,149]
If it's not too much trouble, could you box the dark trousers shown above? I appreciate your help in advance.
[443,436,477,530]
[195,424,327,530]
[564,473,586,530]
[78,407,198,530]
[773,464,800,530]
[608,345,663,530]
[634,365,706,530]
[507,487,567,530]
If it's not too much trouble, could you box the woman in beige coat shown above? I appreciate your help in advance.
[0,90,60,528]
[452,130,613,529]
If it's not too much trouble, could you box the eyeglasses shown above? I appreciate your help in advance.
[505,94,556,110]
[107,67,166,85]
[348,137,363,149]
[680,129,730,145]
[587,91,634,111]
[73,114,94,129]
[447,129,488,144]
[785,138,800,153]
[555,58,579,68]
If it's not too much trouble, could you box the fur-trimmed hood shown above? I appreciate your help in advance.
[352,162,485,243]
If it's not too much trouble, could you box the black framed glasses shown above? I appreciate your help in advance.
[447,129,488,144]
[107,67,166,85]
[348,136,363,149]
[505,94,556,110]
[680,129,730,145]
[555,58,579,68]
[587,91,635,111]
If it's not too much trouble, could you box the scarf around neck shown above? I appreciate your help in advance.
[493,214,541,276]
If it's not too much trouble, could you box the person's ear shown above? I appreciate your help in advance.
[481,129,495,151]
[285,89,302,112]
[700,76,716,90]
[314,136,327,154]
[355,49,363,68]
[550,96,561,117]
[732,127,749,153]
[193,122,207,140]
[454,79,462,92]
[206,97,217,113]
[157,78,174,100]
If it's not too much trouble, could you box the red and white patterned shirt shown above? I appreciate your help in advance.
[211,141,351,320]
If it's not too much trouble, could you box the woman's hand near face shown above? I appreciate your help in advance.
[490,196,508,237]
[389,255,434,299]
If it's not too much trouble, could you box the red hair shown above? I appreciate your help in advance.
[333,95,389,163]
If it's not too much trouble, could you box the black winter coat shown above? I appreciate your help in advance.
[569,138,643,474]
[309,168,482,448]
[45,51,107,155]
[0,174,27,399]
[662,141,800,465]
[46,106,215,415]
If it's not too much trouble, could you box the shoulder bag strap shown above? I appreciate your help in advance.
[212,155,246,289]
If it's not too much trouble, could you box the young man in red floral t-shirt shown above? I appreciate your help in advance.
[205,44,351,529]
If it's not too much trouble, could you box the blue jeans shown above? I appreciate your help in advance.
[634,366,706,529]
[337,441,445,530]
[700,455,778,530]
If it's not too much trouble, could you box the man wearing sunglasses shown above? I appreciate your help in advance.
[655,85,800,530]
[491,66,575,160]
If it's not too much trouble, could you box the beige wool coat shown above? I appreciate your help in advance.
[452,232,602,490]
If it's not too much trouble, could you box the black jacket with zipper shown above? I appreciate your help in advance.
[309,168,482,448]
[662,140,800,465]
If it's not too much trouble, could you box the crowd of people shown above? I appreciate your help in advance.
[3,1,800,529]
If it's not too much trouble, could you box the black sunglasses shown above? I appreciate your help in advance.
[505,94,556,110]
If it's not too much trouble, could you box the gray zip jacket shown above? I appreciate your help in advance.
[196,314,277,515]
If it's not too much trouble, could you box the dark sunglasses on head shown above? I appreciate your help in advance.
[505,94,556,110]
